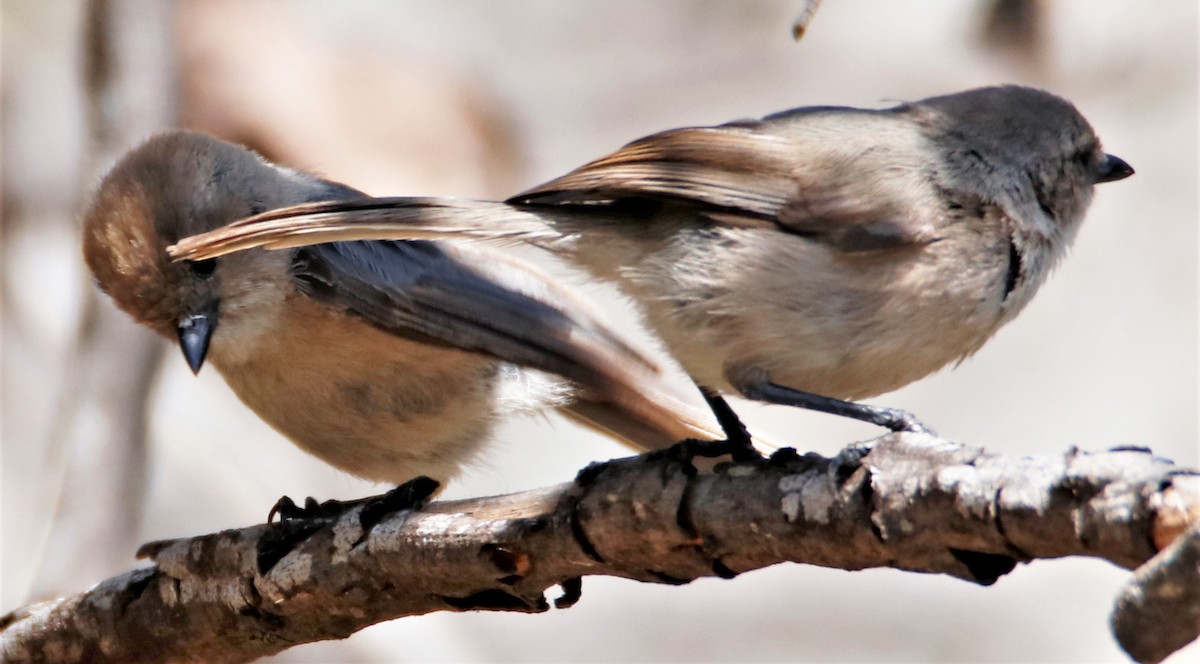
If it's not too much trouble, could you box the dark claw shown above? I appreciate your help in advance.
[675,438,744,460]
[268,496,298,523]
[650,438,743,479]
[266,476,440,530]
[268,495,346,523]
[359,476,440,534]
[647,440,701,479]
[269,496,314,523]
[881,408,936,436]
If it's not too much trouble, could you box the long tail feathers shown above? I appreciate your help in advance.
[168,197,559,260]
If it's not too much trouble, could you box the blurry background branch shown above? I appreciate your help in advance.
[791,0,823,40]
[2,434,1198,663]
[28,0,175,600]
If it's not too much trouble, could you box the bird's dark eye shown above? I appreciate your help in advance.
[188,258,217,279]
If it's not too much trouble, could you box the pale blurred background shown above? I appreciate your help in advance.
[2,1,1196,661]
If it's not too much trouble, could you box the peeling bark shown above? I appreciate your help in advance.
[3,433,1198,663]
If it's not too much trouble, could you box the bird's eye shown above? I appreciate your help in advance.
[188,258,217,279]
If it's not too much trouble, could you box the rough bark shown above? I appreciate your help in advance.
[3,433,1198,663]
[1112,521,1200,663]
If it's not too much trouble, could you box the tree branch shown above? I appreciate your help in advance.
[1112,521,1200,663]
[3,433,1198,663]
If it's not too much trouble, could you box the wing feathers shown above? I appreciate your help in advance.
[513,120,941,251]
[512,127,798,223]
[293,239,711,450]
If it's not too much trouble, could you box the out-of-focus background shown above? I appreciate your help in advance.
[3,1,1196,661]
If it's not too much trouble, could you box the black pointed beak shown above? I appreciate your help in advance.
[1094,153,1134,184]
[177,308,217,374]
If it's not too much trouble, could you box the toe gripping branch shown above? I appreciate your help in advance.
[258,476,441,574]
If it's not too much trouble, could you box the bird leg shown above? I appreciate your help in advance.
[739,380,935,435]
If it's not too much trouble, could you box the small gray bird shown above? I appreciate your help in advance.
[83,131,738,489]
[170,85,1134,442]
